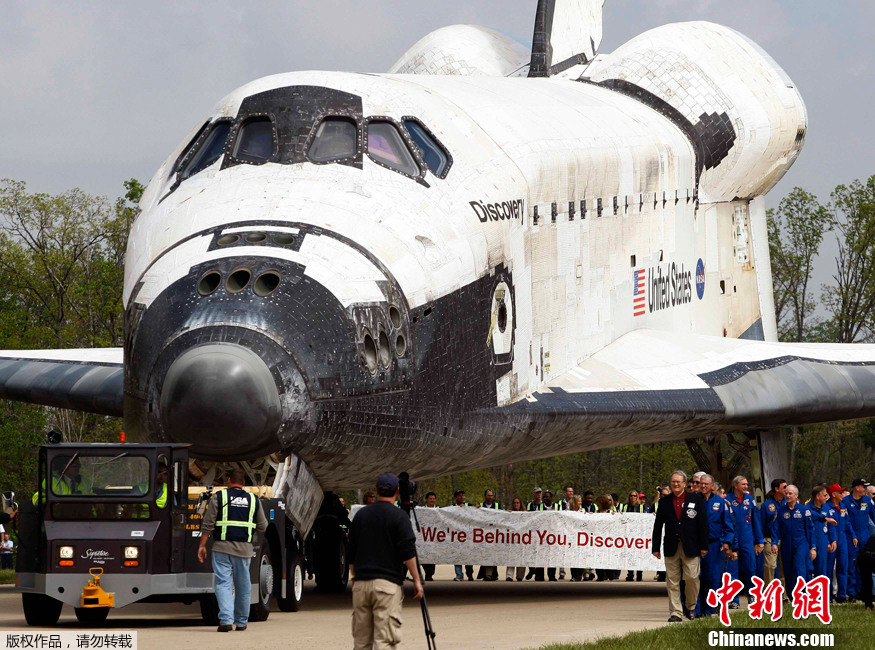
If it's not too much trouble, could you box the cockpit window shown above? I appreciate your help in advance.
[171,120,209,177]
[308,118,357,162]
[179,121,231,180]
[366,121,420,177]
[404,120,449,177]
[232,116,276,164]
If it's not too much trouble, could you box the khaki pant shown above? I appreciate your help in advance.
[664,548,700,618]
[352,579,404,649]
[763,537,777,578]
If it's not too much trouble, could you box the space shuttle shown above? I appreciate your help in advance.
[3,0,875,533]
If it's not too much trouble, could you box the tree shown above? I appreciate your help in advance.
[822,176,875,343]
[768,188,831,342]
[0,179,140,500]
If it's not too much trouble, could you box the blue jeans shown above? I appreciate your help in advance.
[212,551,251,626]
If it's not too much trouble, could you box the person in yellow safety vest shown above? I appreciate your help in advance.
[198,469,268,632]
[525,487,547,581]
[619,491,648,581]
[132,462,170,509]
[581,490,598,513]
[542,490,565,581]
[32,456,91,505]
[477,489,501,581]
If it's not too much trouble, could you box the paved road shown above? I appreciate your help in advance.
[0,568,673,649]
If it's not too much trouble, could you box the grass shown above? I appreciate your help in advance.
[534,605,870,649]
[0,569,14,585]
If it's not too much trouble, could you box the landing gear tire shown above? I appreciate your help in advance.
[314,526,349,593]
[22,593,63,626]
[277,552,304,612]
[249,543,273,622]
[75,607,109,625]
[199,594,219,626]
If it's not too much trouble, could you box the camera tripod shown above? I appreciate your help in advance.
[398,472,437,650]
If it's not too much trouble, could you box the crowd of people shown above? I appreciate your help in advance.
[353,472,875,619]
[359,483,660,583]
[651,470,875,622]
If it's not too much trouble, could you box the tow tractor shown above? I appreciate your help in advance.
[12,441,340,626]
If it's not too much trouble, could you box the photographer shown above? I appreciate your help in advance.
[349,473,423,649]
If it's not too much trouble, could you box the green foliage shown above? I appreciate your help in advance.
[768,187,831,342]
[0,402,47,500]
[822,176,875,343]
[413,442,699,508]
[0,569,14,585]
[0,179,137,501]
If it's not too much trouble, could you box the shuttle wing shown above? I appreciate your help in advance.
[0,349,124,417]
[494,331,875,431]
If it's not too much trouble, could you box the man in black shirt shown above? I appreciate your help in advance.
[349,473,423,648]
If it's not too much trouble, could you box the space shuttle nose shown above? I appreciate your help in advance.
[159,343,282,455]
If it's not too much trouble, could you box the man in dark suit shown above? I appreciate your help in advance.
[652,470,710,622]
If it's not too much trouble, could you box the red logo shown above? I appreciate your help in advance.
[748,576,784,621]
[706,573,745,626]
[791,576,831,624]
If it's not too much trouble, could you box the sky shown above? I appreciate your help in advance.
[0,1,871,217]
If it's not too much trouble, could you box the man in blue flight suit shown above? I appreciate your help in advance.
[827,483,850,602]
[757,478,786,580]
[696,474,734,617]
[841,478,875,601]
[774,484,815,592]
[809,485,837,580]
[727,475,764,608]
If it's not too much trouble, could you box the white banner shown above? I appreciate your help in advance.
[351,506,665,570]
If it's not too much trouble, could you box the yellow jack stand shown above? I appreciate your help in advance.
[81,567,115,608]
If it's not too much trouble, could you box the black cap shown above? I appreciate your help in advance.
[851,478,870,488]
[377,473,399,491]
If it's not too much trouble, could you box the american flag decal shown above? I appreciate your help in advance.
[633,268,646,316]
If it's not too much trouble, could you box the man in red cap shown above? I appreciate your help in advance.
[828,483,850,602]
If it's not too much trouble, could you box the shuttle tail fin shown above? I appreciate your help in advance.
[528,0,604,77]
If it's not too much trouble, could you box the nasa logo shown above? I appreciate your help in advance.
[696,258,705,300]
[470,199,525,223]
[712,502,720,511]
[768,503,776,513]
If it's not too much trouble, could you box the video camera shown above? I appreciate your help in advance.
[195,486,214,516]
[2,491,18,515]
[398,472,417,513]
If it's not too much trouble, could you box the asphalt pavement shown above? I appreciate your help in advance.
[0,567,673,649]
